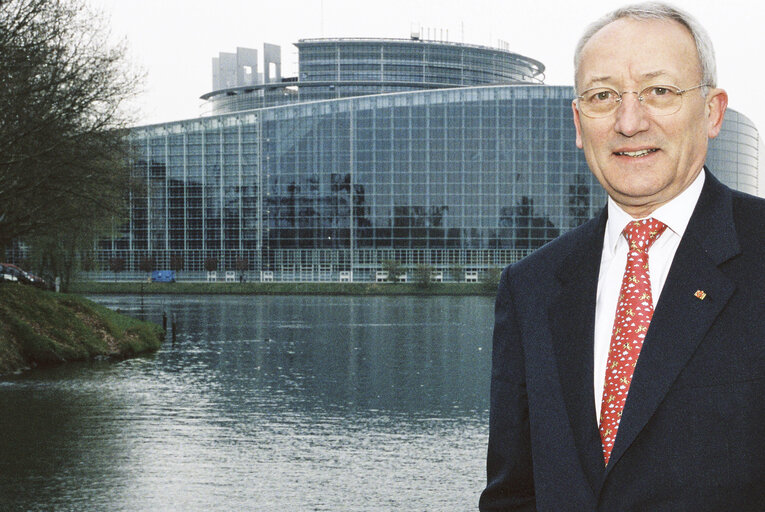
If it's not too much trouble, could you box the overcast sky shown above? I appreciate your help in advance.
[90,0,764,136]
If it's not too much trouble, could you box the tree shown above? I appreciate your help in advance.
[80,252,96,272]
[568,175,592,228]
[25,226,98,291]
[512,196,560,251]
[0,0,142,253]
[169,255,184,272]
[23,214,119,290]
[109,257,125,279]
[138,255,154,280]
[414,264,433,289]
[449,263,464,282]
[481,267,503,294]
[204,257,218,273]
[235,257,248,281]
[381,260,401,283]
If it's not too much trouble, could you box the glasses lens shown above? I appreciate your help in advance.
[640,86,682,115]
[580,88,619,117]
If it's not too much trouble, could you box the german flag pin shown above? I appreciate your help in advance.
[694,290,707,300]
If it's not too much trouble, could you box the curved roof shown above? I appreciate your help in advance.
[295,37,545,78]
[201,37,547,115]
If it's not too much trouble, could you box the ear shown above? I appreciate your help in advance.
[572,100,584,149]
[705,88,728,139]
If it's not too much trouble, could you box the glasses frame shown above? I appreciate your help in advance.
[575,83,710,118]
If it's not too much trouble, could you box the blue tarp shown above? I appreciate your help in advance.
[151,270,176,283]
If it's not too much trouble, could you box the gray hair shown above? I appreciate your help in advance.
[573,2,717,91]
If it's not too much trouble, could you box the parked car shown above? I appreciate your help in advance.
[0,263,31,284]
[0,263,51,289]
[0,264,19,283]
[27,273,53,290]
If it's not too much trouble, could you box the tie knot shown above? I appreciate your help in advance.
[623,218,667,252]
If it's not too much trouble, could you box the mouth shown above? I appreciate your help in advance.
[613,148,659,158]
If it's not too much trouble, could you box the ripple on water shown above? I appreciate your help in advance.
[1,294,493,511]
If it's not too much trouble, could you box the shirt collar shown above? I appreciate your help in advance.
[604,169,706,255]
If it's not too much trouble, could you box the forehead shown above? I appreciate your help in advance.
[577,17,700,87]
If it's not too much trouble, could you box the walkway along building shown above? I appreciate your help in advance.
[95,37,762,281]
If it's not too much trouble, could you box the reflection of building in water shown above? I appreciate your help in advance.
[96,37,762,281]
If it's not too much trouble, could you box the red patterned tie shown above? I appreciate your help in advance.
[599,218,667,465]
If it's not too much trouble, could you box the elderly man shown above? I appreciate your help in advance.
[480,3,765,511]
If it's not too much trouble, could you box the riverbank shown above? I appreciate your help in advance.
[0,284,164,375]
[69,281,499,296]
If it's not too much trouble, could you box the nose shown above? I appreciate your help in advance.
[613,92,650,137]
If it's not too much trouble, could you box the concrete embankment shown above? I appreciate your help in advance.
[0,284,163,375]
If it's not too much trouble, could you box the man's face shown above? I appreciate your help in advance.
[572,18,727,217]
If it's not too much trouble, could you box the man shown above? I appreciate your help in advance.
[480,3,765,511]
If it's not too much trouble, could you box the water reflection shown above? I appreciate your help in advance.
[0,295,493,511]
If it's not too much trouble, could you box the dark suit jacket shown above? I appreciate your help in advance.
[479,169,765,511]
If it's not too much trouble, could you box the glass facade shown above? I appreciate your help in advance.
[97,84,760,281]
[706,110,761,193]
[296,38,544,101]
[95,39,761,282]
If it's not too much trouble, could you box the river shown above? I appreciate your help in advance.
[0,294,494,511]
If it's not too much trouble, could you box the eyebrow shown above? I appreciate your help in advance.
[642,70,671,80]
[582,70,673,89]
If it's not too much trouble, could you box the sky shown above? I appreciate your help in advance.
[90,0,765,135]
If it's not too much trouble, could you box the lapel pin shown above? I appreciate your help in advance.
[694,290,707,300]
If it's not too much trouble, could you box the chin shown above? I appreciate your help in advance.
[608,178,668,202]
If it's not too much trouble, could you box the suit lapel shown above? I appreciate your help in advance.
[605,170,740,474]
[550,209,609,492]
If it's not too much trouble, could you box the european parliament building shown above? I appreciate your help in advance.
[96,37,762,281]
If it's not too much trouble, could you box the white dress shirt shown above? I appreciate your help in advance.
[593,170,706,421]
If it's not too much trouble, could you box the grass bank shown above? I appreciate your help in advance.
[0,283,164,375]
[69,281,498,296]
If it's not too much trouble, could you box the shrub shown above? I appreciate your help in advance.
[204,257,218,272]
[481,267,503,294]
[414,264,433,288]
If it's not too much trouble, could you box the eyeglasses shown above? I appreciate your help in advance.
[575,84,709,118]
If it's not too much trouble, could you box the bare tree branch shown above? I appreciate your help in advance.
[0,0,143,252]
